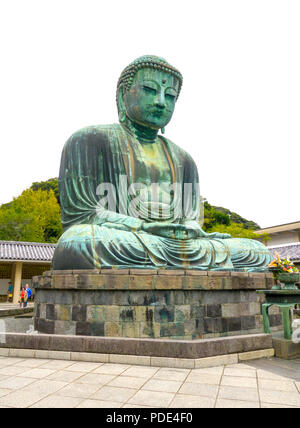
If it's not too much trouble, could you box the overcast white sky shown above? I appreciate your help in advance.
[0,0,299,228]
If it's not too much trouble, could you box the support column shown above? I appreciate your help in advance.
[11,262,23,304]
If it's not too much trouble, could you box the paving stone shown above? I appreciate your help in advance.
[91,386,136,402]
[0,376,36,390]
[151,356,194,369]
[216,399,259,408]
[258,379,298,392]
[122,404,151,408]
[77,399,122,408]
[256,369,292,381]
[223,367,257,378]
[9,349,35,358]
[108,376,148,390]
[75,373,115,385]
[218,386,259,402]
[109,354,151,366]
[169,394,215,408]
[0,390,42,408]
[0,358,25,366]
[296,382,300,393]
[14,359,49,368]
[221,376,257,388]
[30,394,83,408]
[46,370,87,383]
[0,388,11,398]
[142,379,182,393]
[179,382,218,398]
[194,354,238,368]
[238,349,274,361]
[93,363,130,375]
[153,368,191,382]
[259,389,300,407]
[122,366,159,379]
[47,351,71,361]
[18,368,56,379]
[0,366,27,376]
[127,390,175,407]
[225,363,256,370]
[71,352,109,363]
[0,375,9,382]
[185,372,221,385]
[192,366,224,375]
[261,403,299,408]
[21,379,68,397]
[57,383,100,398]
[40,360,75,370]
[64,362,102,372]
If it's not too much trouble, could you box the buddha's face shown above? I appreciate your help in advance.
[123,68,179,130]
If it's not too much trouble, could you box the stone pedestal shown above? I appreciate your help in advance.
[272,332,300,359]
[33,269,281,339]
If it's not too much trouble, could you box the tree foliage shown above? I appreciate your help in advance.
[202,200,266,240]
[31,178,60,204]
[0,188,62,243]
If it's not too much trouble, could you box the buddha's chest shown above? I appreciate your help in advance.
[132,141,173,185]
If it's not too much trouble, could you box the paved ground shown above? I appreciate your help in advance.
[0,356,299,408]
[0,303,34,311]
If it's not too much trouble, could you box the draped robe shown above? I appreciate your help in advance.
[52,124,272,271]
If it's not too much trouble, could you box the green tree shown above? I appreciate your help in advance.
[202,201,231,231]
[208,222,270,241]
[31,178,60,204]
[0,188,62,243]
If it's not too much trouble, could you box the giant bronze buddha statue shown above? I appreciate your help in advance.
[52,55,271,271]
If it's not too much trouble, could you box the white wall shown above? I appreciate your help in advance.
[266,231,300,246]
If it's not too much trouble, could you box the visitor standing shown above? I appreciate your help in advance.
[20,287,27,308]
[7,282,13,302]
[24,284,33,307]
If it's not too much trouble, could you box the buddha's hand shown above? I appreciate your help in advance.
[183,221,232,239]
[142,222,198,240]
[204,231,232,239]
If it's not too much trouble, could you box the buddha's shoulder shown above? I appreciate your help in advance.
[65,124,120,146]
[162,136,196,165]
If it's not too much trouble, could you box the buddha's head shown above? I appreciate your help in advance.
[117,55,183,132]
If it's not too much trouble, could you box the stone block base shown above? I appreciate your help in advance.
[0,345,274,369]
[0,332,273,365]
[272,332,300,359]
[32,269,280,339]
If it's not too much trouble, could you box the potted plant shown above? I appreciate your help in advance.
[268,252,299,290]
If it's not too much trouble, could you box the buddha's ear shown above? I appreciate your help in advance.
[117,84,126,123]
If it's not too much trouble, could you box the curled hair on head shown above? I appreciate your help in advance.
[116,55,183,112]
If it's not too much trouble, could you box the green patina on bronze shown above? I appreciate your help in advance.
[52,55,272,271]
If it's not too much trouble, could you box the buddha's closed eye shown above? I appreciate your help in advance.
[143,85,157,94]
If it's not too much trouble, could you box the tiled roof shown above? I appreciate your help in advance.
[268,242,300,262]
[0,241,56,262]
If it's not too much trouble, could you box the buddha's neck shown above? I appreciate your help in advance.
[123,117,159,144]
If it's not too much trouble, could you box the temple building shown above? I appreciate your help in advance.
[0,241,55,302]
[255,221,300,269]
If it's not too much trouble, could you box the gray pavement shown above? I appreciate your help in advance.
[0,356,299,408]
[0,303,34,312]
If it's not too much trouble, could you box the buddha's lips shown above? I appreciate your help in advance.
[151,110,165,117]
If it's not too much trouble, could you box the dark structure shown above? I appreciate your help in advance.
[33,270,282,338]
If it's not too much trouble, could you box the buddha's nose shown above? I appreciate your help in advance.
[155,91,166,109]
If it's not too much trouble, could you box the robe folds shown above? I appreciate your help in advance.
[52,124,272,271]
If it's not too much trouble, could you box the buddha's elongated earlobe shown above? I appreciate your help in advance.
[161,127,165,134]
[119,109,126,123]
[117,84,127,123]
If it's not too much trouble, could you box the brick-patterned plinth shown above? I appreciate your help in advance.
[32,269,281,339]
